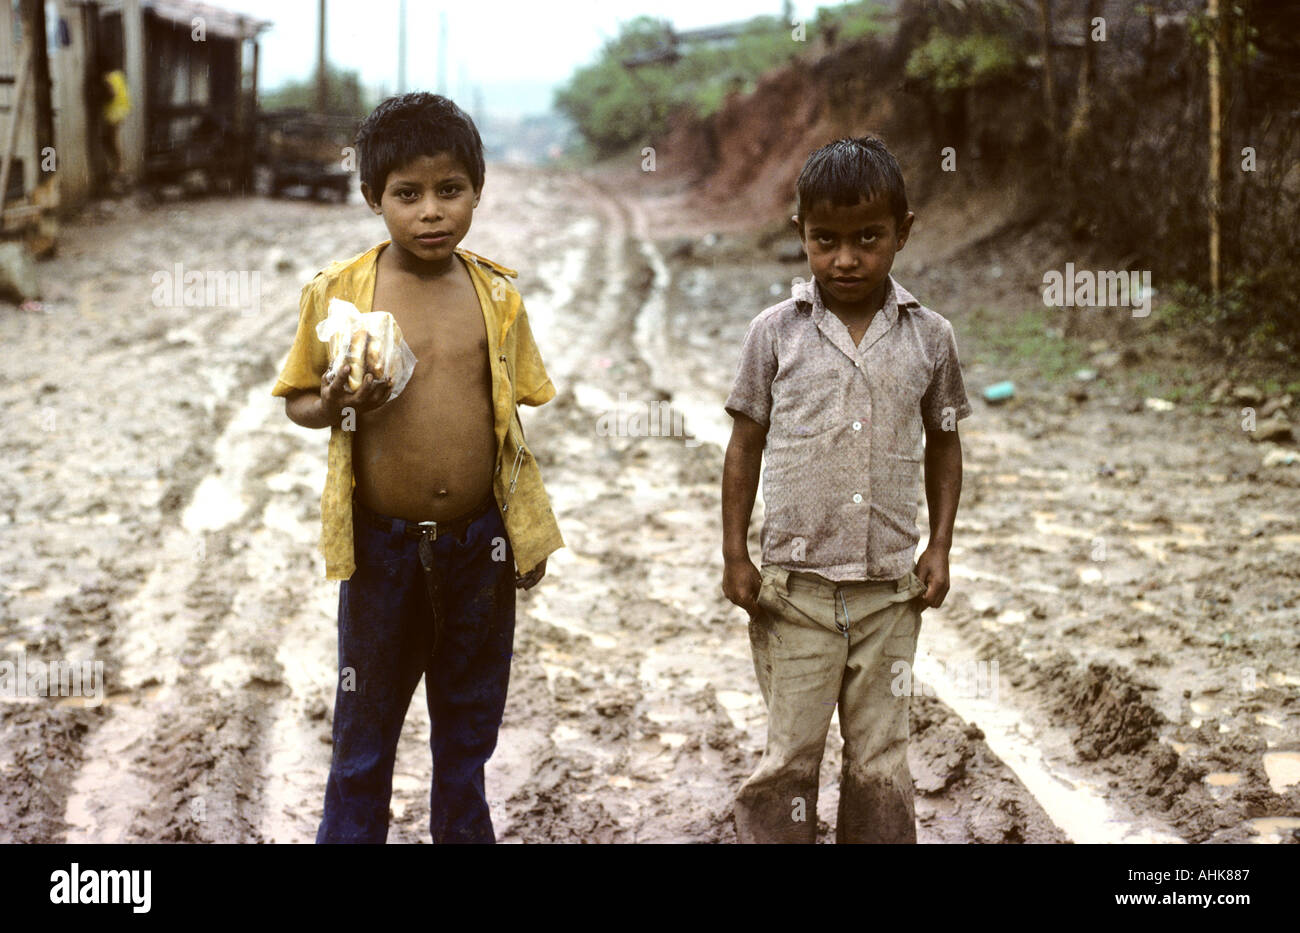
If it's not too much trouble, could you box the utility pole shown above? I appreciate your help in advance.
[121,0,145,180]
[1036,0,1056,146]
[315,0,327,112]
[1207,0,1224,299]
[397,0,407,94]
[19,0,53,163]
[438,11,447,95]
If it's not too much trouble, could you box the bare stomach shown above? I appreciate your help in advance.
[352,387,498,522]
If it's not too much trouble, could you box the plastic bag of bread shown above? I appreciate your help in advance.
[315,298,418,399]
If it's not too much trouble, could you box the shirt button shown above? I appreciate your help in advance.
[852,421,862,431]
[852,493,863,504]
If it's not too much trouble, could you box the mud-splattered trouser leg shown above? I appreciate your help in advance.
[735,566,844,843]
[317,500,515,844]
[734,565,925,844]
[835,572,926,844]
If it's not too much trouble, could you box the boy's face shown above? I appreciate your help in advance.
[361,152,479,267]
[793,194,914,313]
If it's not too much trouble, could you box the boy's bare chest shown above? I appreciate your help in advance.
[372,266,489,368]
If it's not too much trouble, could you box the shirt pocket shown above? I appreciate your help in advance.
[767,402,840,450]
[865,454,923,570]
[768,361,847,449]
[875,451,923,504]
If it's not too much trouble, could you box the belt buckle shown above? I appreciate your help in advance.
[414,519,438,540]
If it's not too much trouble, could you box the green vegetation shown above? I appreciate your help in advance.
[553,17,691,155]
[554,2,889,157]
[1161,278,1297,358]
[967,306,1086,382]
[813,1,890,42]
[262,65,375,119]
[904,29,1023,93]
[1186,5,1260,66]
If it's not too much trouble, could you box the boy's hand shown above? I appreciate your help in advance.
[722,556,762,620]
[913,546,951,610]
[516,557,545,590]
[321,361,393,422]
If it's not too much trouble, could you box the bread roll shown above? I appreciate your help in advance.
[344,329,369,392]
[364,313,395,380]
[322,299,362,386]
[328,327,347,370]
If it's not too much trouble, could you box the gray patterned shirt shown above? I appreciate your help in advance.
[725,274,972,582]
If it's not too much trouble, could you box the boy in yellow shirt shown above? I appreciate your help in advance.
[271,92,563,843]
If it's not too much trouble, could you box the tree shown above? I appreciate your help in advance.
[262,65,373,119]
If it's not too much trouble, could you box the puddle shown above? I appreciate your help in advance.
[1248,816,1300,843]
[1262,751,1300,794]
[1204,772,1241,787]
[714,689,761,730]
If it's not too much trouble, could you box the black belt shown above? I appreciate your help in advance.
[353,493,494,542]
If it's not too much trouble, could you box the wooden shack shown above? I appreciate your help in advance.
[0,0,268,240]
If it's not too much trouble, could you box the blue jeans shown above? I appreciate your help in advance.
[316,496,516,844]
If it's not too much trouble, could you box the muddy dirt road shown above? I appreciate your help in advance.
[2,165,1296,843]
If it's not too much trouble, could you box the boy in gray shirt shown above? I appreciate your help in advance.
[722,136,971,843]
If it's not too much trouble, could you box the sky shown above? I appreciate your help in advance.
[219,0,838,119]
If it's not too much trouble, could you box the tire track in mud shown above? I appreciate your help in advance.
[486,177,758,841]
[4,313,292,839]
[60,323,297,841]
[35,196,383,842]
[1,287,266,842]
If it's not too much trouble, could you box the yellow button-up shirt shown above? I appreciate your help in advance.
[271,241,564,580]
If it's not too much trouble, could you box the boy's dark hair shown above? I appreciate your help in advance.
[355,92,485,197]
[795,136,908,230]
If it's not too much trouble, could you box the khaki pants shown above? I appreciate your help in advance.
[735,564,927,844]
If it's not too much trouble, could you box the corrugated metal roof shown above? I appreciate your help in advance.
[89,0,271,40]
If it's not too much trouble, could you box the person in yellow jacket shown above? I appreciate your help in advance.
[101,68,130,184]
[272,92,563,844]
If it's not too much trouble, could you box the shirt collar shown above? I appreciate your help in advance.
[792,274,919,326]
